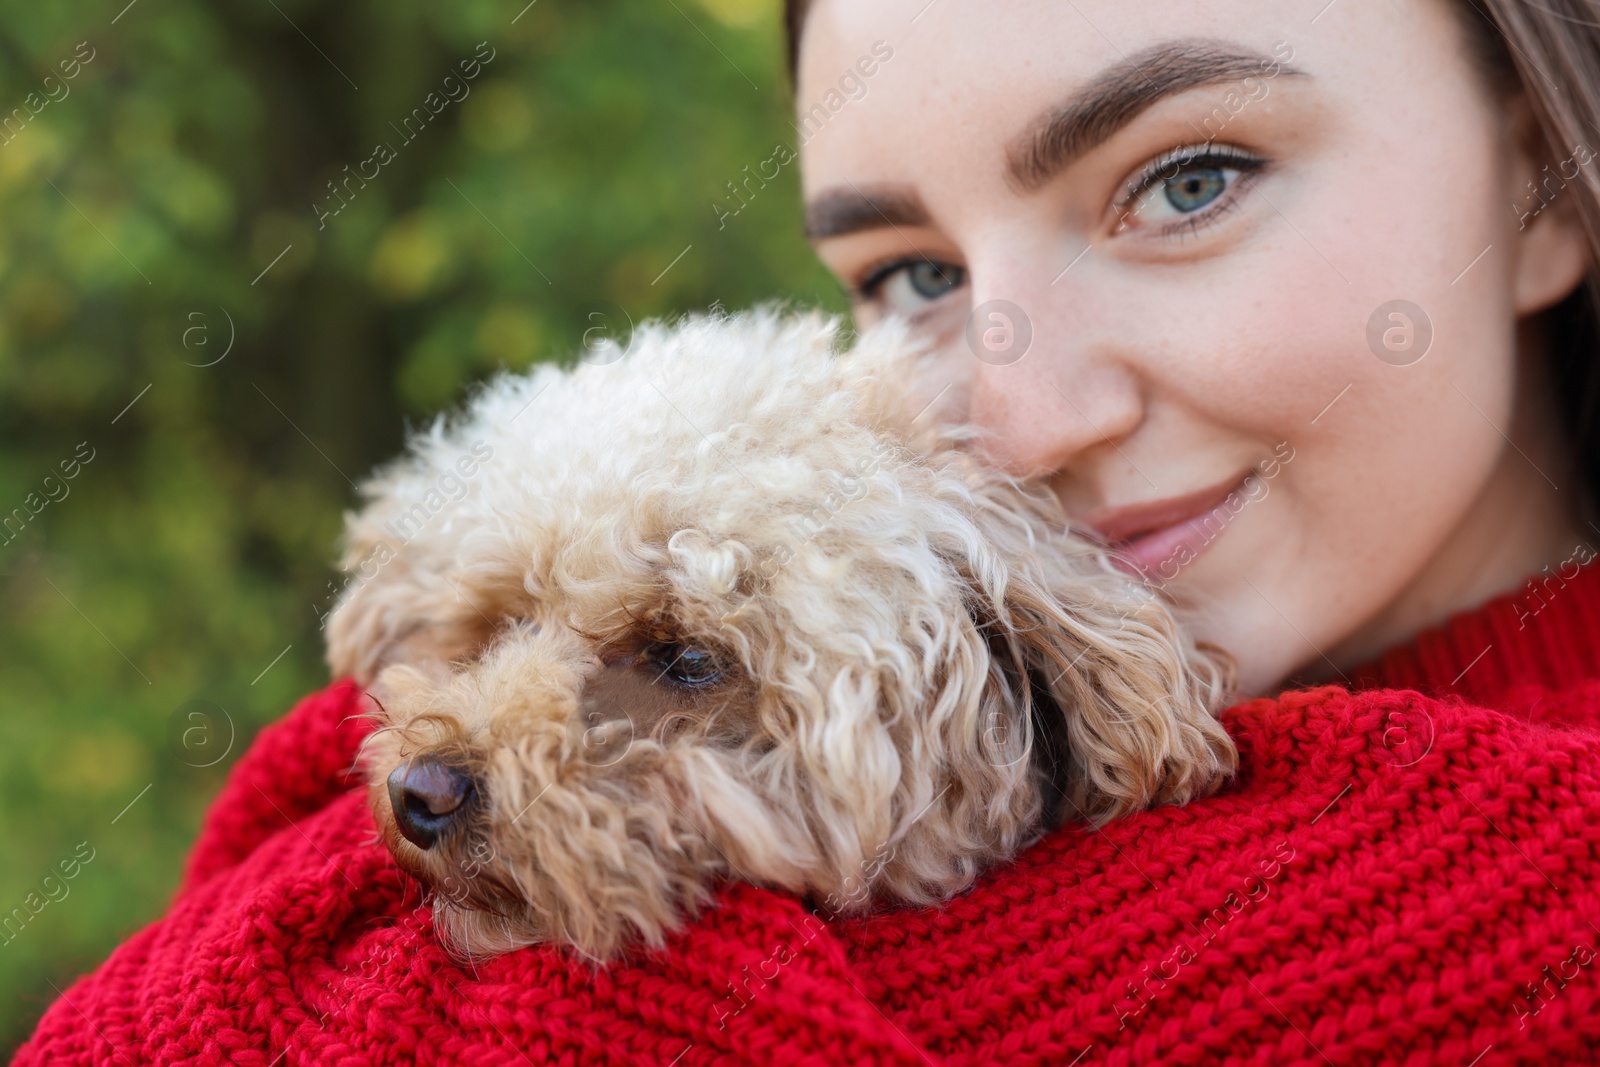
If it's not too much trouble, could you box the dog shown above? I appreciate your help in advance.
[325,308,1238,963]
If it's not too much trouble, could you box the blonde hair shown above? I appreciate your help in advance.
[1461,1,1600,503]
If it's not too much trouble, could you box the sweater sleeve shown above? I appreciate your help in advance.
[178,677,373,895]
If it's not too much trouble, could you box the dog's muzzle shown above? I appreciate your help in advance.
[387,757,477,849]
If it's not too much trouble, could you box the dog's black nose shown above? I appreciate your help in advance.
[388,758,475,849]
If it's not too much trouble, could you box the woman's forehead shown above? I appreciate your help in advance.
[793,0,1462,199]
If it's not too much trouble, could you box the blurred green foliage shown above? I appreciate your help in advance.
[0,0,840,1049]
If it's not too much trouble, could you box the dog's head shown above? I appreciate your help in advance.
[327,309,1236,962]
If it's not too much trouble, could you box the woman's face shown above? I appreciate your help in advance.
[796,0,1591,695]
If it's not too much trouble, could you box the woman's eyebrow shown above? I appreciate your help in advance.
[804,185,929,241]
[1007,37,1307,192]
[801,38,1304,242]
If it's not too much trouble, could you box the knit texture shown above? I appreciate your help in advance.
[16,562,1600,1065]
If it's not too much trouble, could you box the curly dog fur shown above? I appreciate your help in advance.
[326,309,1238,963]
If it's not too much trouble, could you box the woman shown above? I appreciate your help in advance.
[791,0,1597,698]
[782,0,1600,1059]
[17,1,1600,1064]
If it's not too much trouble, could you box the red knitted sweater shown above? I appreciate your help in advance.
[17,562,1600,1066]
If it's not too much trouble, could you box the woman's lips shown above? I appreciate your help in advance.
[1083,476,1248,580]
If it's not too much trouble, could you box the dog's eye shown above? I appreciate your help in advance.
[645,642,724,687]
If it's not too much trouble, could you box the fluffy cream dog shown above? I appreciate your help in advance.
[326,309,1237,962]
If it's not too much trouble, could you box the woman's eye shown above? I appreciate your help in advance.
[1126,163,1237,223]
[1162,166,1230,213]
[645,643,724,687]
[1116,146,1267,235]
[856,258,967,315]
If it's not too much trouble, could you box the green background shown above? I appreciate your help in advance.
[0,0,840,1050]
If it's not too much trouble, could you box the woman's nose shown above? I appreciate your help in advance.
[963,290,1146,479]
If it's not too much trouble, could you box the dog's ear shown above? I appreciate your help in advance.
[324,472,510,686]
[948,477,1239,827]
[833,319,1236,825]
